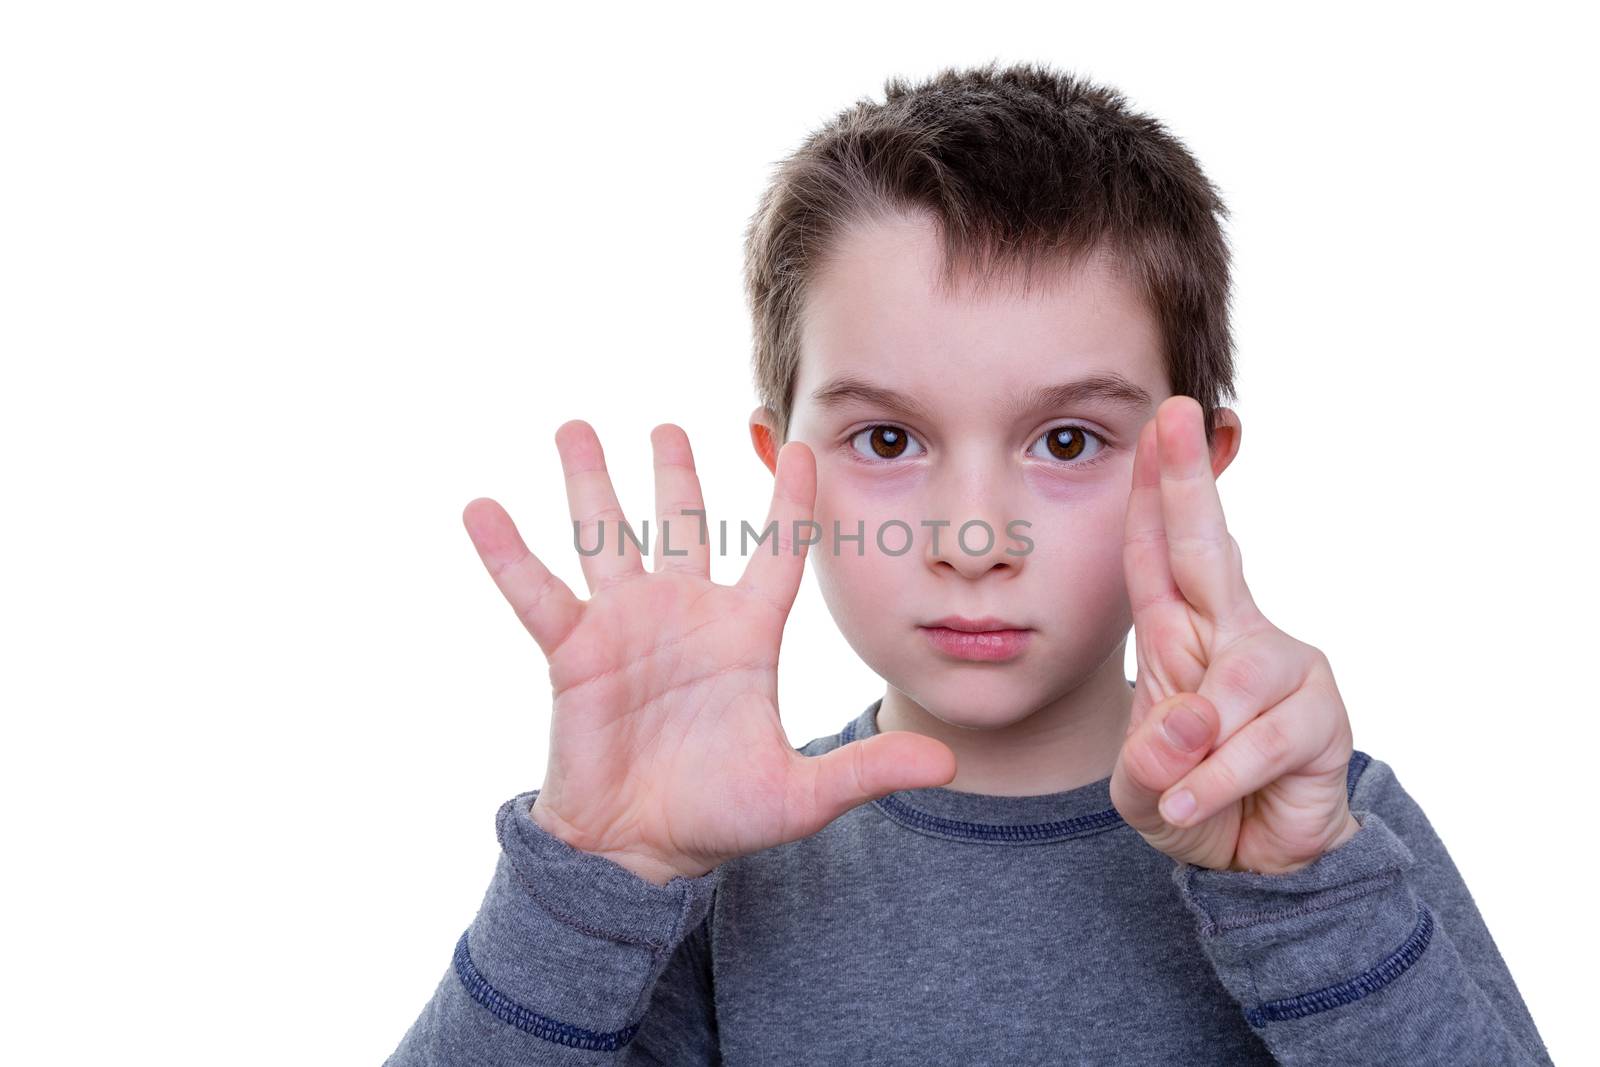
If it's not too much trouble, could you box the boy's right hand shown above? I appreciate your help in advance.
[461,420,957,886]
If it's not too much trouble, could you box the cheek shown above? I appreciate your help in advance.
[1021,461,1129,508]
[812,542,911,667]
[810,478,918,625]
[812,460,925,555]
[1018,472,1131,597]
[820,458,924,512]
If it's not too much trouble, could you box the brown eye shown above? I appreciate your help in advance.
[849,424,924,462]
[869,426,906,458]
[1046,427,1085,460]
[1028,424,1108,466]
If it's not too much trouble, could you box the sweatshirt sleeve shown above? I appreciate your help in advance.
[1169,753,1551,1065]
[384,789,724,1066]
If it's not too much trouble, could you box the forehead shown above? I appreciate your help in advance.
[794,211,1167,416]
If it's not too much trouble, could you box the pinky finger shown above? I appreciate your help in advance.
[463,497,584,655]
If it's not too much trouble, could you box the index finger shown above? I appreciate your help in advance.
[736,440,815,618]
[1155,396,1255,630]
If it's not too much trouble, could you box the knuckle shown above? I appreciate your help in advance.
[1202,751,1244,797]
[1167,532,1230,559]
[1123,731,1174,793]
[586,503,627,528]
[851,737,870,799]
[658,498,704,524]
[1245,715,1294,768]
[515,569,557,618]
[1214,652,1268,699]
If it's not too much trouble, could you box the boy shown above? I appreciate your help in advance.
[386,61,1550,1064]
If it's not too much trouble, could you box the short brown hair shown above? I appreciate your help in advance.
[742,59,1238,447]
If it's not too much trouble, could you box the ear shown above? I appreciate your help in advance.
[749,405,780,474]
[1208,407,1243,479]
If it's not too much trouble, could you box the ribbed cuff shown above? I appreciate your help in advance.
[1172,811,1433,1026]
[457,789,724,1047]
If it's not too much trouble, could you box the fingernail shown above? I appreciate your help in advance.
[1161,789,1197,824]
[1161,704,1209,751]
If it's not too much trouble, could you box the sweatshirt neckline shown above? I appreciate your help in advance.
[840,696,1130,845]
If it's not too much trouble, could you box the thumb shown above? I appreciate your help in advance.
[1109,692,1220,834]
[801,733,958,833]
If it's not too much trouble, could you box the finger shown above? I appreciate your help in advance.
[1193,632,1315,749]
[462,496,584,655]
[1158,683,1337,828]
[1124,415,1178,620]
[1155,396,1258,632]
[1122,415,1180,734]
[735,440,815,617]
[1109,692,1221,835]
[795,732,957,837]
[556,419,645,594]
[650,423,711,578]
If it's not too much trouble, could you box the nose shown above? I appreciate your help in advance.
[924,460,1024,580]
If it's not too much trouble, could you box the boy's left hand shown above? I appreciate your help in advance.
[1109,396,1361,875]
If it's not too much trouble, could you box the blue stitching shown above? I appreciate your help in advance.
[842,713,1127,841]
[875,792,1127,842]
[452,929,642,1050]
[1243,901,1434,1027]
[840,714,1374,844]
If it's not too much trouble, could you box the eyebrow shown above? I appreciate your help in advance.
[808,372,1155,422]
[1007,374,1156,419]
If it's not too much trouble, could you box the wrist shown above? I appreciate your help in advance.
[1225,810,1363,875]
[527,797,713,887]
[1327,809,1362,851]
[599,848,710,887]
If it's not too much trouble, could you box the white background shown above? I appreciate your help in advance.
[3,2,1593,1062]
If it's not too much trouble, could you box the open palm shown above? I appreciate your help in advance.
[462,421,956,885]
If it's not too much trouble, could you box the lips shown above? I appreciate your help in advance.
[919,616,1033,662]
[922,614,1028,633]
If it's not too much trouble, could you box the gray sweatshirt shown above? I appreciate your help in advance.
[385,695,1552,1065]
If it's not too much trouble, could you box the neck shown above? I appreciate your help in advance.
[875,649,1134,796]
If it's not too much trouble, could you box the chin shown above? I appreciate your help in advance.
[923,703,1041,732]
[897,672,1049,731]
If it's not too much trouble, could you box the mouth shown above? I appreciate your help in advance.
[918,616,1033,662]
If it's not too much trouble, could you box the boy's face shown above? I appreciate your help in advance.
[755,209,1229,731]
